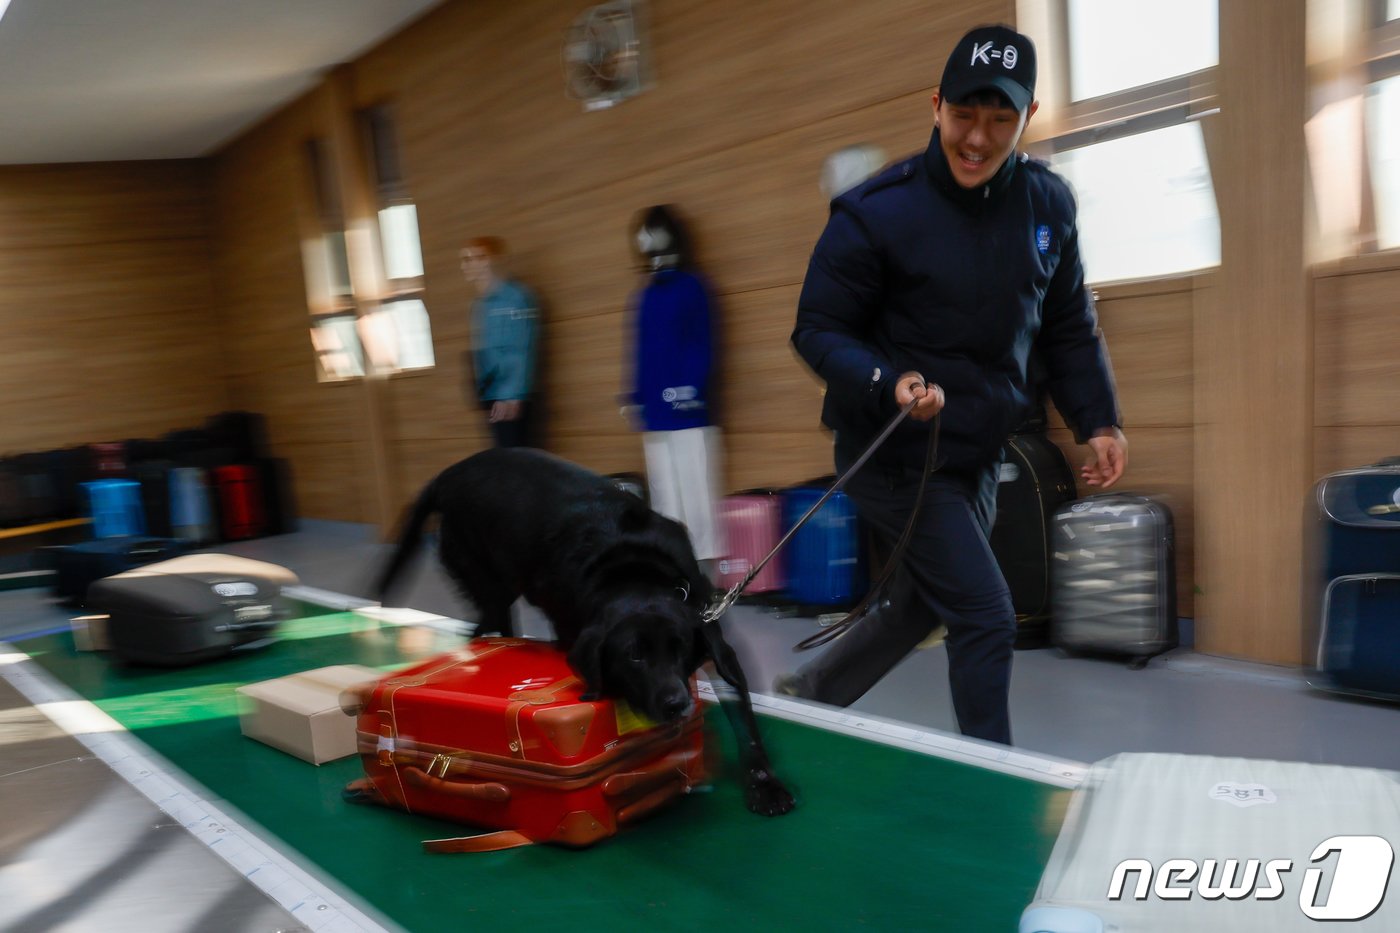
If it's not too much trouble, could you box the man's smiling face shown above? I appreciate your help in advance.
[932,92,1036,189]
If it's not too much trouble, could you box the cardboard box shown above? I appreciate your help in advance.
[71,614,110,652]
[237,665,380,764]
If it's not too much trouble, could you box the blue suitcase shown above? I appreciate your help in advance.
[46,536,190,606]
[781,485,866,609]
[169,466,216,544]
[1314,574,1400,701]
[1306,464,1400,693]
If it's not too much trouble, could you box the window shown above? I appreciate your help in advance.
[310,313,365,379]
[361,104,434,373]
[1023,0,1221,284]
[1053,122,1220,282]
[1363,3,1400,250]
[1066,0,1217,101]
[1368,75,1400,249]
[303,138,364,382]
[378,203,424,280]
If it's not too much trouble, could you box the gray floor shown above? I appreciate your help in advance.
[147,519,1400,772]
[2,519,1398,932]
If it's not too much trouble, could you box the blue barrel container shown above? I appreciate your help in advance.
[82,478,146,538]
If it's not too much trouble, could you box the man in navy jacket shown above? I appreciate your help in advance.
[780,25,1126,745]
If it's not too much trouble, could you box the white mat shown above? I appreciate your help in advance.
[1022,752,1400,932]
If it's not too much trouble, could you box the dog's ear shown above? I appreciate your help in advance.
[617,500,651,534]
[567,625,609,699]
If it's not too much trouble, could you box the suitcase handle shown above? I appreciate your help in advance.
[216,620,280,633]
[601,748,700,798]
[401,766,512,803]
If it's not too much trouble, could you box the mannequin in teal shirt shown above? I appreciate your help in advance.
[461,236,540,448]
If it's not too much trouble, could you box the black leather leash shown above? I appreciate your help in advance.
[701,395,941,649]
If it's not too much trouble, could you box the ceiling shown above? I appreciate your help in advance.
[0,0,443,165]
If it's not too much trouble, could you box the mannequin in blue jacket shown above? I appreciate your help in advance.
[462,236,540,448]
[776,25,1126,745]
[623,205,726,573]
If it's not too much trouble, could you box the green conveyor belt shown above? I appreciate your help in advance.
[14,612,1066,932]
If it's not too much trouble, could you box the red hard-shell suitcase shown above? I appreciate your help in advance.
[343,638,708,851]
[717,493,784,595]
[212,464,265,540]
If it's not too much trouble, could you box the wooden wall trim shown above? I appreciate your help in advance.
[1195,0,1310,664]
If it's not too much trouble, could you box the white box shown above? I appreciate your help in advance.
[236,665,380,765]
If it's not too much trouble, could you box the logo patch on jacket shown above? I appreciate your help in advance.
[1036,224,1052,254]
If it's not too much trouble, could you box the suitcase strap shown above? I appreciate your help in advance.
[422,830,534,853]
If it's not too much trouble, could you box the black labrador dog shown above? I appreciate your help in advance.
[373,447,794,817]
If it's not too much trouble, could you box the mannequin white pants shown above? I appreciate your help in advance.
[642,426,726,562]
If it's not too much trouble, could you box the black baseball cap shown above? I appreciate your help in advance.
[939,25,1037,112]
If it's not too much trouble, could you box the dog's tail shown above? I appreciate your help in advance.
[371,477,440,606]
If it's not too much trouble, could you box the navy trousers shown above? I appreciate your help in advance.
[486,399,539,449]
[792,452,1017,745]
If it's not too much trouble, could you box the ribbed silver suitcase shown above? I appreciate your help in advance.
[1050,494,1177,664]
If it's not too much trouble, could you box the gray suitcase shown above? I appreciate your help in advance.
[1050,494,1177,664]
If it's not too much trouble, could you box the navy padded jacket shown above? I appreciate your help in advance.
[792,127,1121,472]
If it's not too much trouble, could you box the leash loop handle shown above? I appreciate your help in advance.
[702,392,929,625]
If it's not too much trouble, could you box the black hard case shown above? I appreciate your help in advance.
[88,564,287,667]
[989,432,1077,648]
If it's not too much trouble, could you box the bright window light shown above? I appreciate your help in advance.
[378,203,424,280]
[384,298,436,370]
[1052,122,1220,283]
[310,315,365,380]
[1067,0,1218,101]
[1389,0,1400,21]
[1367,76,1400,250]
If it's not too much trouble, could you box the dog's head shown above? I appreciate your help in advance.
[567,597,708,726]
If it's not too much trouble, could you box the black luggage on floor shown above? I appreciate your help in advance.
[88,555,292,667]
[1049,494,1177,664]
[132,460,176,538]
[47,537,191,606]
[0,458,26,527]
[988,432,1077,647]
[205,411,269,463]
[257,457,297,535]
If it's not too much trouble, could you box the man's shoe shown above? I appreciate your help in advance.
[772,673,809,699]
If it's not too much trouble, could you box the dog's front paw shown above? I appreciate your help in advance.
[745,768,796,816]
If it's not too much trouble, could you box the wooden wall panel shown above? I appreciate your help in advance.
[340,0,1005,510]
[212,94,374,523]
[1195,0,1309,665]
[1313,265,1400,430]
[1312,258,1400,481]
[0,162,213,251]
[0,162,228,454]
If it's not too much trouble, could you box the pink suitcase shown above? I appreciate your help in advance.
[717,493,784,595]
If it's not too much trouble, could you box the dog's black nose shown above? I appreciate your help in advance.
[661,694,694,721]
